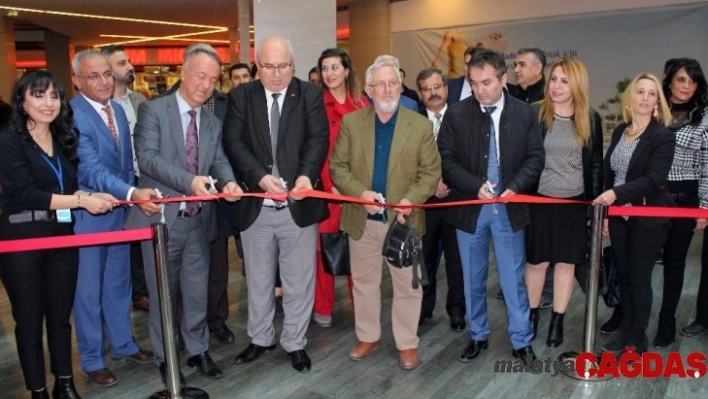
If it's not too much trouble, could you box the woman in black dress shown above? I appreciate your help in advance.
[0,71,115,399]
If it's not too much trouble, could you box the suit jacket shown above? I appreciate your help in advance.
[329,106,441,240]
[128,90,147,116]
[437,91,545,233]
[212,90,228,122]
[604,120,676,227]
[447,76,465,107]
[124,92,235,242]
[71,94,134,233]
[222,78,329,230]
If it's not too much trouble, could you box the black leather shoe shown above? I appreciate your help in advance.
[600,333,628,355]
[31,389,50,399]
[159,363,186,387]
[288,350,312,373]
[530,308,539,341]
[511,345,537,364]
[539,294,553,309]
[187,352,223,379]
[211,325,236,344]
[495,290,505,301]
[234,343,276,364]
[450,315,466,332]
[547,311,564,348]
[653,316,676,348]
[600,308,622,334]
[52,377,81,399]
[459,340,488,363]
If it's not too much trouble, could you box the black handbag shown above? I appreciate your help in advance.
[602,246,620,308]
[381,216,428,289]
[320,231,351,276]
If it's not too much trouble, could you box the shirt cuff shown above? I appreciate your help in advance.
[127,187,136,205]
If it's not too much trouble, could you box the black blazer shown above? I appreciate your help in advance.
[446,76,465,107]
[604,120,676,227]
[222,78,329,230]
[437,91,545,233]
[534,108,604,200]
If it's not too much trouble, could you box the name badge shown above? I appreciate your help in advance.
[56,209,72,223]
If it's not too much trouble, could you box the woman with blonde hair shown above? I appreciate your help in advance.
[525,57,603,347]
[593,73,675,356]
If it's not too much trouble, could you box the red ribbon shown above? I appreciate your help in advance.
[0,228,153,254]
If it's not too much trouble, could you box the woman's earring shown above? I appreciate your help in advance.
[653,106,659,118]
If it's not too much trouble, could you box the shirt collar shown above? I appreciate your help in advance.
[264,86,288,100]
[80,92,110,113]
[175,90,199,115]
[426,104,447,120]
[479,92,505,114]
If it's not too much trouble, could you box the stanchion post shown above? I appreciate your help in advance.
[149,222,208,399]
[559,204,612,381]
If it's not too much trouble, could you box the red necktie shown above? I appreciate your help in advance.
[186,110,200,216]
[103,105,120,152]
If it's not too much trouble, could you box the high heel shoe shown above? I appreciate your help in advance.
[547,311,564,348]
[52,376,82,399]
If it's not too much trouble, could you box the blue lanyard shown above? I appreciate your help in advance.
[39,152,64,194]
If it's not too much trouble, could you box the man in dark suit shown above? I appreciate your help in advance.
[330,56,440,370]
[222,35,329,373]
[447,46,482,107]
[71,49,158,387]
[415,67,466,332]
[125,43,242,384]
[437,49,544,365]
[102,44,151,313]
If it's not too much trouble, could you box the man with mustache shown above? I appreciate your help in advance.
[330,55,440,370]
[102,44,150,313]
[415,67,465,332]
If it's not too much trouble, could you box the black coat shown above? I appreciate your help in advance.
[603,120,676,227]
[437,91,545,233]
[221,78,329,230]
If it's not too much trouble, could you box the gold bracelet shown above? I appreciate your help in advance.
[77,194,81,208]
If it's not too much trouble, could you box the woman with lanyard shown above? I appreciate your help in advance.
[0,71,115,399]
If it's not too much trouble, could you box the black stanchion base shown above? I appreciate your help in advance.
[149,387,209,399]
[558,351,613,381]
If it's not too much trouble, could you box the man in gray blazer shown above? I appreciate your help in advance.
[125,43,242,385]
[102,44,151,312]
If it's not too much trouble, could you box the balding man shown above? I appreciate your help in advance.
[223,36,329,373]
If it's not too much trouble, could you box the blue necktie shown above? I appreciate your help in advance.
[485,106,501,193]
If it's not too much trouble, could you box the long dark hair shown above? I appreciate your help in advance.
[11,70,78,161]
[317,48,365,108]
[662,57,708,126]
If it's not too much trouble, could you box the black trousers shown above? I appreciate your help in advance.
[207,235,230,330]
[0,220,78,391]
[609,217,669,338]
[696,229,708,326]
[421,206,465,318]
[658,190,698,320]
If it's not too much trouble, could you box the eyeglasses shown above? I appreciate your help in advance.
[76,71,114,81]
[259,63,292,73]
[368,81,400,91]
[419,84,445,93]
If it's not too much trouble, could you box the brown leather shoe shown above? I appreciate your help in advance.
[349,340,380,361]
[132,297,150,312]
[113,349,155,364]
[85,368,117,387]
[399,348,419,370]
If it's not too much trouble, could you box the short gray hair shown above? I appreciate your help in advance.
[256,36,295,63]
[71,49,108,75]
[183,43,222,69]
[365,55,402,85]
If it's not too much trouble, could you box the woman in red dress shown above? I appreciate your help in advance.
[313,48,369,327]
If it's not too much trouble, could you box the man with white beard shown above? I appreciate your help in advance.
[329,55,441,370]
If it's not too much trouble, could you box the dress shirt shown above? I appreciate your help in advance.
[263,86,288,207]
[480,94,505,163]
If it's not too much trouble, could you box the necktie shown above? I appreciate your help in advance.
[485,106,502,193]
[270,93,281,177]
[186,110,200,216]
[433,113,442,140]
[102,104,120,152]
